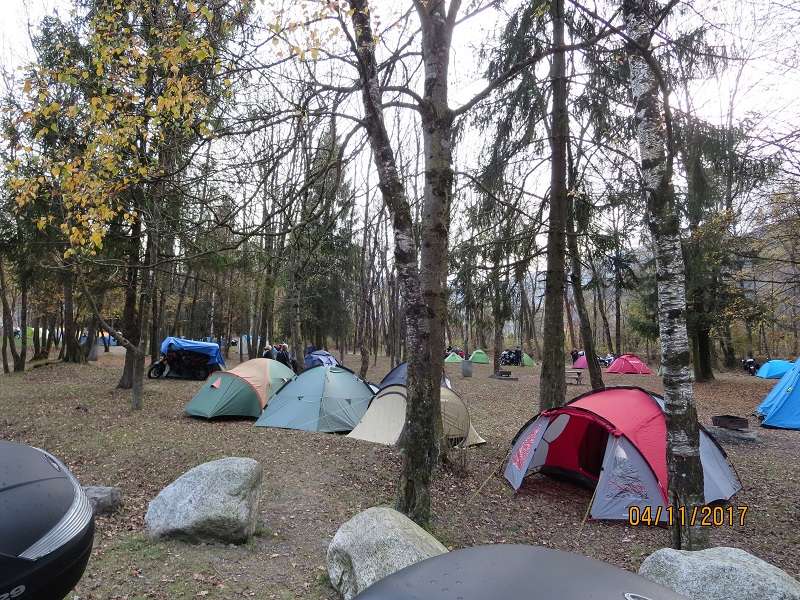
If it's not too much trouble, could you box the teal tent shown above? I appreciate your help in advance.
[445,352,463,363]
[185,358,294,419]
[522,352,534,366]
[757,359,793,379]
[255,365,374,433]
[757,357,800,429]
[469,349,489,364]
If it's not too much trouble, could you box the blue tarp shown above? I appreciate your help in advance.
[160,337,225,367]
[756,359,793,379]
[304,350,338,369]
[758,357,800,430]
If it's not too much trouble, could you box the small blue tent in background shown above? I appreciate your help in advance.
[304,350,338,369]
[756,359,793,379]
[757,357,800,430]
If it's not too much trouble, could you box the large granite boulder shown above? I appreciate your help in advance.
[83,485,123,515]
[145,457,262,544]
[639,546,800,600]
[327,506,448,599]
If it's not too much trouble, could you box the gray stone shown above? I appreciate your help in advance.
[144,457,262,544]
[83,486,123,515]
[639,546,800,600]
[327,507,447,600]
[707,425,759,444]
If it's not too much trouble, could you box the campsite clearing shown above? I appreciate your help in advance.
[1,350,798,599]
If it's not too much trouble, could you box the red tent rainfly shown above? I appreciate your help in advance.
[606,353,652,375]
[504,386,741,521]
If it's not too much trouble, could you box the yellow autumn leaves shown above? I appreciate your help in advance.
[10,0,222,258]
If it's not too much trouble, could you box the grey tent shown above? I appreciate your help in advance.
[254,365,374,433]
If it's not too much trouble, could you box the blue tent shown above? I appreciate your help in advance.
[378,361,451,390]
[160,337,225,367]
[757,357,800,429]
[756,359,793,379]
[304,350,338,369]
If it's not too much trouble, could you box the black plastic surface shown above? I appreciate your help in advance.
[0,441,74,556]
[354,544,688,600]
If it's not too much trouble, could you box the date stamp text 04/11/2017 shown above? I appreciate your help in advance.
[628,505,748,527]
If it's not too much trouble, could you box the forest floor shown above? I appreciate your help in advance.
[1,350,798,599]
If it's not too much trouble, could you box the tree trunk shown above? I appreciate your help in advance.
[614,266,623,355]
[13,276,28,372]
[623,0,708,550]
[720,324,737,369]
[32,315,41,360]
[567,200,604,390]
[590,253,615,355]
[695,328,714,381]
[118,218,142,388]
[0,259,17,373]
[62,269,84,364]
[564,286,577,351]
[539,0,568,411]
[350,0,437,526]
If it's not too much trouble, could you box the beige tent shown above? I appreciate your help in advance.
[348,384,485,447]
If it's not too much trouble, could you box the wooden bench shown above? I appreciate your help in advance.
[565,369,583,385]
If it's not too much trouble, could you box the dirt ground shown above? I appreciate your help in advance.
[1,350,798,599]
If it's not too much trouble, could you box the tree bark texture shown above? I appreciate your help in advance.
[567,202,604,390]
[349,0,439,526]
[539,0,568,410]
[623,0,709,550]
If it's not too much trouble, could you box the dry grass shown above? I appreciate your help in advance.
[1,350,798,599]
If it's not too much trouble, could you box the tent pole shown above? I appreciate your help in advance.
[574,474,601,550]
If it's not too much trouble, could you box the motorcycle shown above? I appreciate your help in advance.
[147,349,222,380]
[500,349,522,366]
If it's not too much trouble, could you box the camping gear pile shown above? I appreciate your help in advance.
[756,357,800,429]
[505,386,741,521]
[149,337,225,380]
[0,441,95,600]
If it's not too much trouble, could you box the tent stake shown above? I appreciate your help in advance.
[466,455,506,505]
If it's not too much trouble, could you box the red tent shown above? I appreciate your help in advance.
[504,387,741,521]
[607,353,652,375]
[573,355,588,369]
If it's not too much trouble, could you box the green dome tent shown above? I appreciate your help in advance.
[444,352,463,363]
[185,358,294,419]
[469,349,489,364]
[255,365,374,433]
[522,352,534,367]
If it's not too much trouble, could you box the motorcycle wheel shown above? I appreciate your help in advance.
[147,362,166,379]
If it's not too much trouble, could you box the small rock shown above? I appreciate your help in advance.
[145,457,262,544]
[639,546,800,600]
[83,486,123,515]
[327,506,447,600]
[707,425,759,444]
